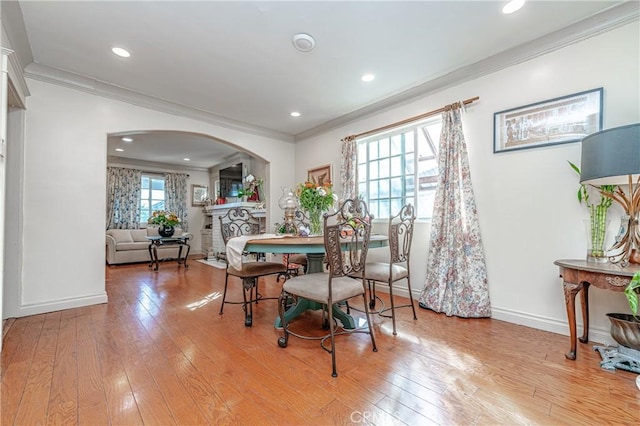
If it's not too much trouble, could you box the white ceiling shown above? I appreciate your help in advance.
[8,1,635,168]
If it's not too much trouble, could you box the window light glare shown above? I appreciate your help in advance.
[111,47,131,58]
[290,112,301,117]
[502,0,525,14]
[115,148,124,152]
[361,74,375,82]
[122,137,133,142]
[183,158,191,161]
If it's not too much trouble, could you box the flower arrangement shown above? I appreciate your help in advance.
[148,210,181,227]
[237,174,263,201]
[297,179,336,234]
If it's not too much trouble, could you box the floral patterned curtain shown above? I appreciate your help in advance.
[106,167,142,230]
[419,106,491,318]
[165,172,189,231]
[340,136,357,201]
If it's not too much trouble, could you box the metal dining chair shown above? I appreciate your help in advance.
[276,198,377,377]
[361,204,417,335]
[279,209,310,279]
[218,207,287,326]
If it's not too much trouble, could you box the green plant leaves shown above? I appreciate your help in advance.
[625,272,640,316]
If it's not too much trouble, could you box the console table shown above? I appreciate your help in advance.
[554,259,640,360]
[147,235,191,271]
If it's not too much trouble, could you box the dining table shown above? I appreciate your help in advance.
[243,234,388,329]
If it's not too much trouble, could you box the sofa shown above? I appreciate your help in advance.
[106,227,193,265]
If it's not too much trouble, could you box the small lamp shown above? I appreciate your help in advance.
[579,123,640,265]
[278,187,299,234]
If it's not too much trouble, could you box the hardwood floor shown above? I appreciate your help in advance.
[2,260,639,425]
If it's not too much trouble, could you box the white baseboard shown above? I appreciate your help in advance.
[16,293,108,318]
[490,306,611,345]
[374,283,612,345]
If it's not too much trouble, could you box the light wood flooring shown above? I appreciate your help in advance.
[2,260,639,425]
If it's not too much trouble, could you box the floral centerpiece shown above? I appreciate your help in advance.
[237,174,263,201]
[148,210,181,237]
[297,179,336,235]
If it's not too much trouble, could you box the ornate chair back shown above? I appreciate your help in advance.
[219,207,262,244]
[324,198,372,282]
[389,204,416,265]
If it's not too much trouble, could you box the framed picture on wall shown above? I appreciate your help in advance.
[308,164,332,185]
[191,184,208,206]
[493,87,603,153]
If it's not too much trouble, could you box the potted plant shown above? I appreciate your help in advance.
[607,272,640,350]
[568,161,616,262]
[237,174,263,202]
[148,210,181,237]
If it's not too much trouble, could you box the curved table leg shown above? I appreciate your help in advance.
[579,282,590,344]
[183,243,190,268]
[563,281,583,360]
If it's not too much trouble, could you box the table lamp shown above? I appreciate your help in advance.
[579,123,640,265]
[278,187,299,234]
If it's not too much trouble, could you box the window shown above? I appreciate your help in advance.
[140,175,165,223]
[357,118,442,220]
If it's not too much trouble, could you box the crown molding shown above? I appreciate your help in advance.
[2,48,30,109]
[24,63,295,143]
[295,2,639,141]
[107,156,210,173]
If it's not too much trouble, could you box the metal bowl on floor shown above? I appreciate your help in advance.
[607,313,640,350]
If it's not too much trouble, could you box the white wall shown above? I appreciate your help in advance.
[6,78,295,318]
[296,22,640,343]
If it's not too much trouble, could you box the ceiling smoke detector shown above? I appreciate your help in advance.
[292,33,316,52]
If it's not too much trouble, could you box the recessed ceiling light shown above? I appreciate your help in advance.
[183,158,191,161]
[115,148,124,152]
[111,47,131,58]
[361,74,375,82]
[292,33,316,52]
[502,0,525,14]
[122,137,133,142]
[290,112,301,117]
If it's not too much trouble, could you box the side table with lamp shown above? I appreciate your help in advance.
[555,123,640,378]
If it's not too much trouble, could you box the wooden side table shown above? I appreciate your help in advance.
[554,259,640,360]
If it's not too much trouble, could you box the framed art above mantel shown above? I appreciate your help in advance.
[493,87,603,153]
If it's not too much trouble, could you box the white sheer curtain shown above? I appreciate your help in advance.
[165,172,189,231]
[106,167,142,229]
[419,105,491,318]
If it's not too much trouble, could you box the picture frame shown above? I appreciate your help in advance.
[307,164,332,185]
[191,184,208,206]
[493,87,603,153]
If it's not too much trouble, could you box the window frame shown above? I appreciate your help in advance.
[140,173,166,226]
[356,117,442,221]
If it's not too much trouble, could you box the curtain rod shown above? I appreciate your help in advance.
[342,96,479,141]
[109,165,190,177]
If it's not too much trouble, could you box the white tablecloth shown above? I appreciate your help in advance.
[226,233,282,270]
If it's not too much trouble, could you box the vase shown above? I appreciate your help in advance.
[307,208,324,235]
[159,224,175,237]
[607,313,640,350]
[584,205,609,263]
